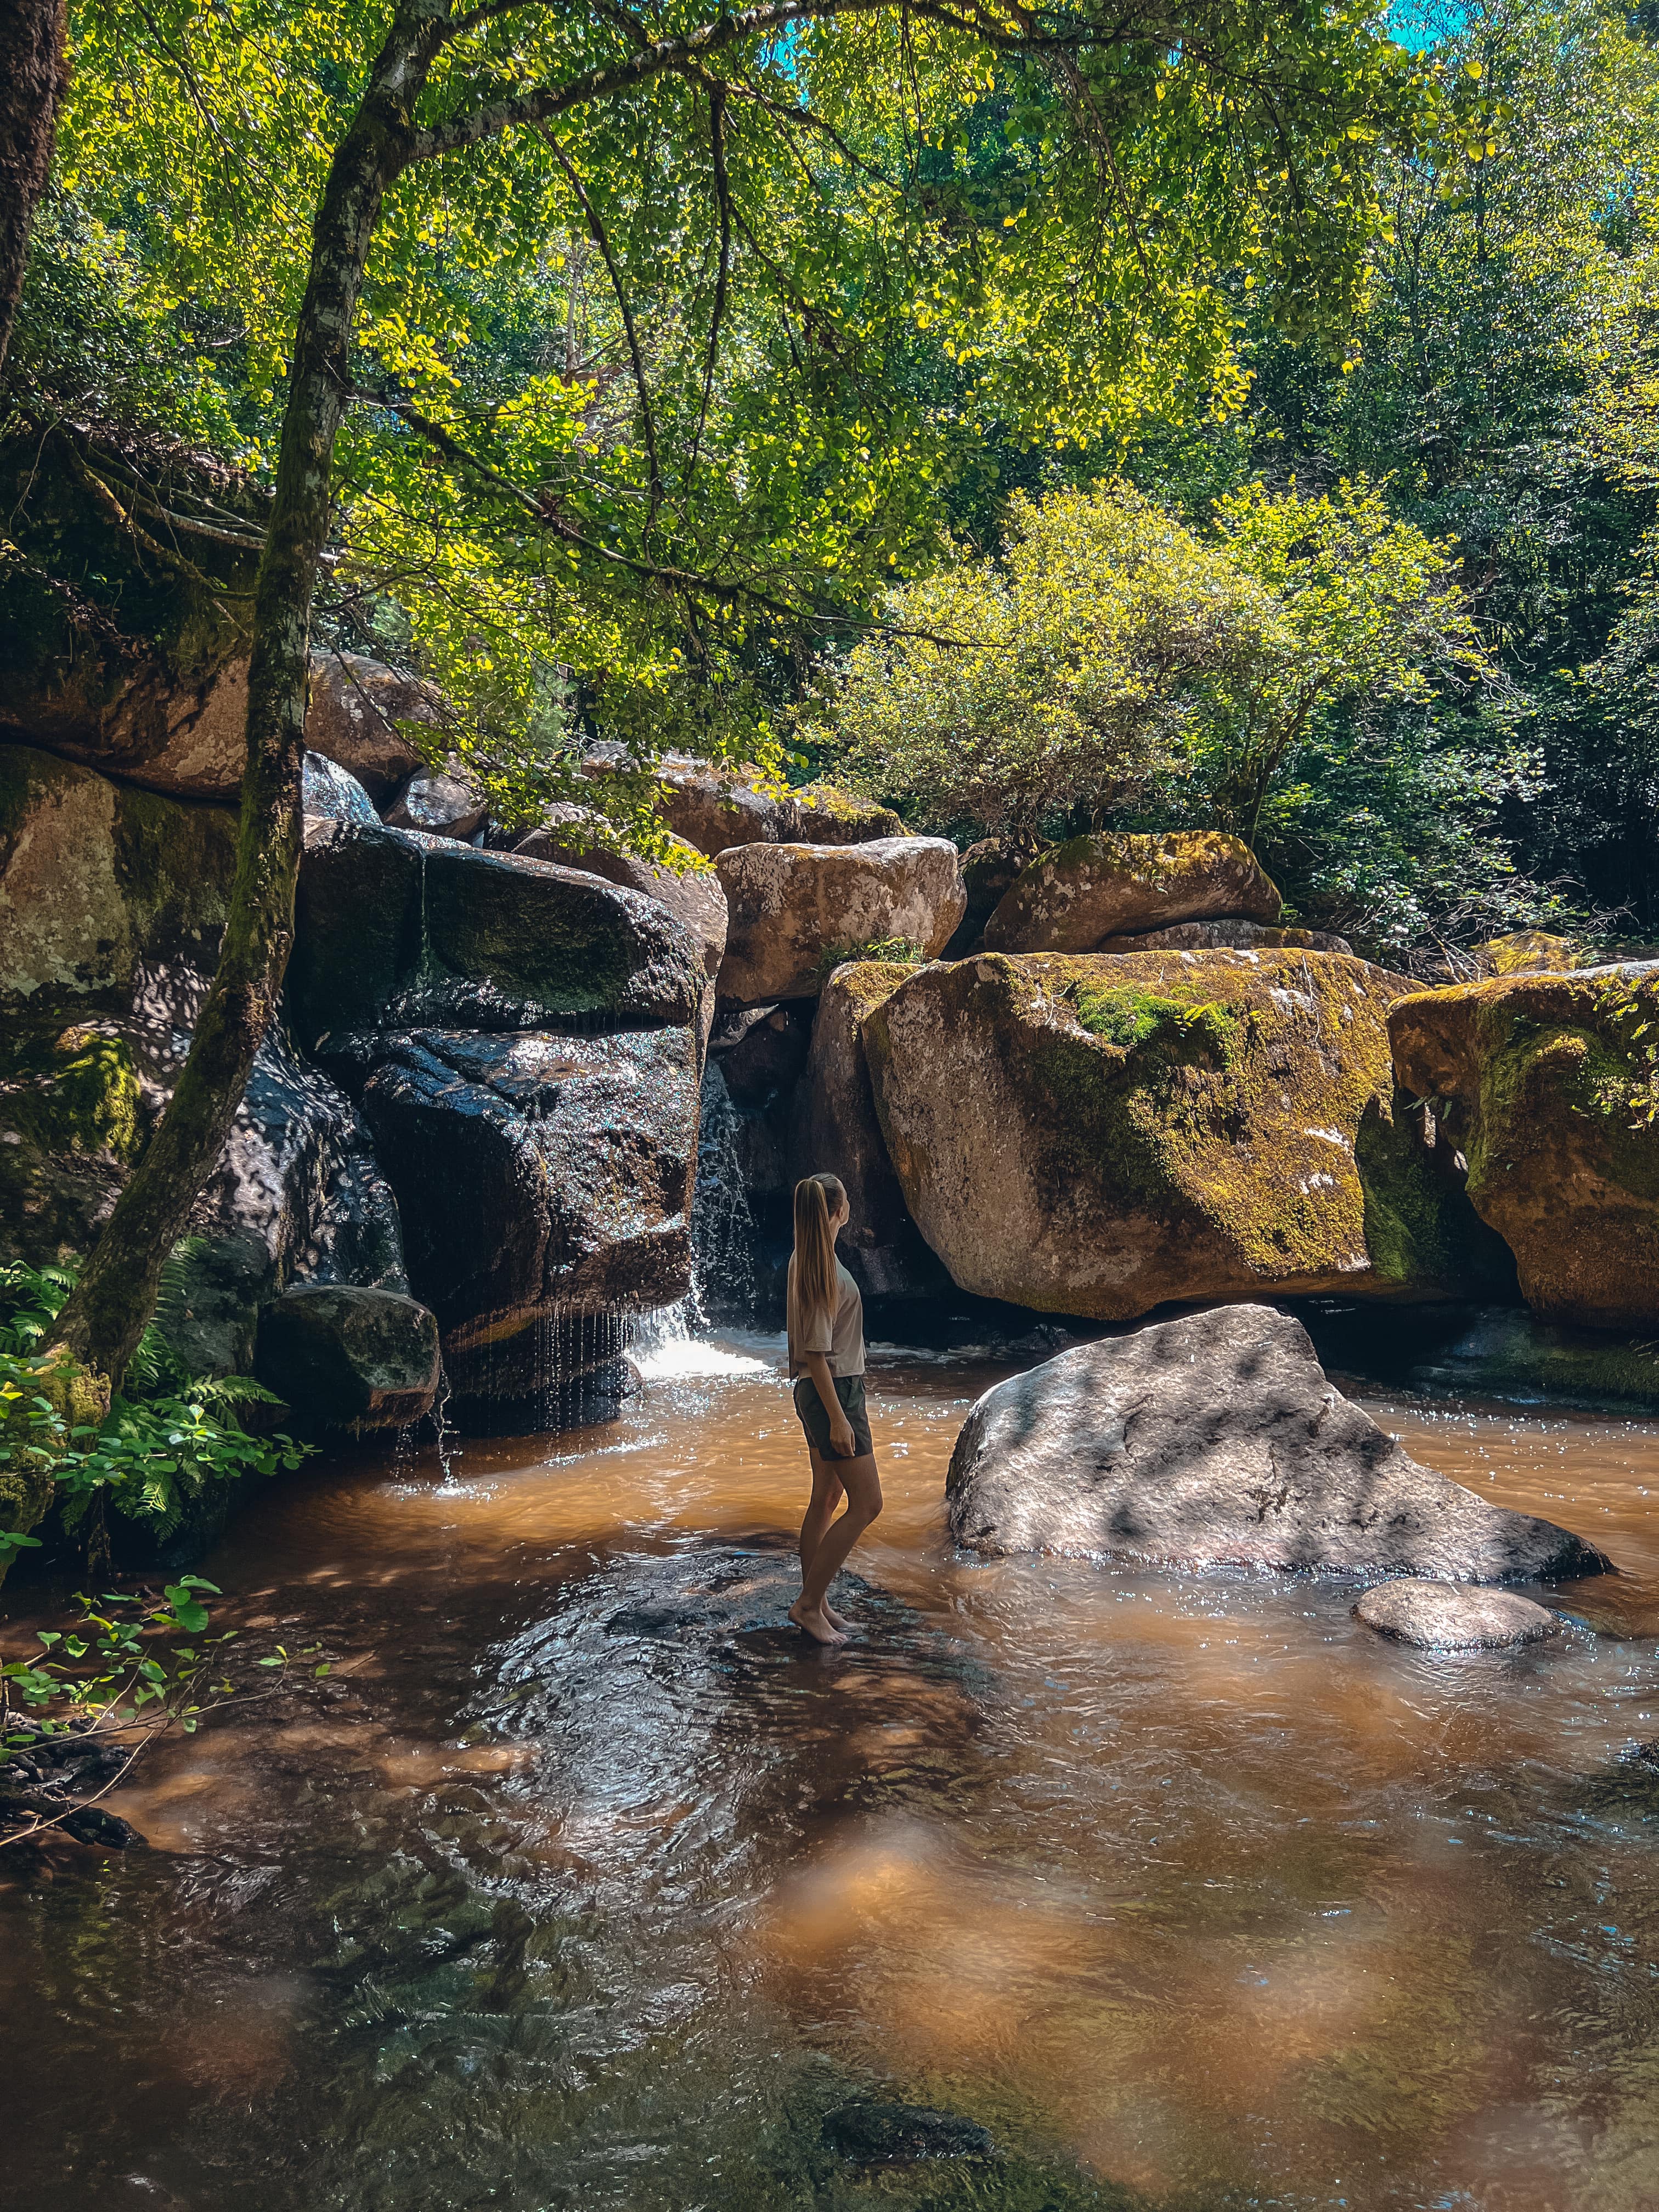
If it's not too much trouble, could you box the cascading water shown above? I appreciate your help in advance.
[690,1059,760,1318]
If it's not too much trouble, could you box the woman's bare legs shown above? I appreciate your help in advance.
[789,1451,883,1645]
[798,1450,852,1631]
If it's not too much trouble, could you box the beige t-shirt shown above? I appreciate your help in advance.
[787,1256,865,1379]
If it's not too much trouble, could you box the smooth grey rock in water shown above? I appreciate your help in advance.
[1353,1578,1561,1647]
[946,1304,1610,1582]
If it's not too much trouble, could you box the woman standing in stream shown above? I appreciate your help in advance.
[787,1172,883,1645]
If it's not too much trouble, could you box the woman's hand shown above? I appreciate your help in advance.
[828,1411,857,1459]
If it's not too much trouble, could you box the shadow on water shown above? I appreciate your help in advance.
[5,1333,1659,2210]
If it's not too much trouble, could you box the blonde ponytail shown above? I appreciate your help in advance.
[793,1173,845,1338]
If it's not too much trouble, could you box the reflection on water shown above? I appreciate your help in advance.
[5,1336,1659,2210]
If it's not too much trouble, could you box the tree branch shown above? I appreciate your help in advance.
[538,126,665,545]
[685,77,734,489]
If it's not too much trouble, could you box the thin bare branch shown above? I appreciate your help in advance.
[537,127,665,545]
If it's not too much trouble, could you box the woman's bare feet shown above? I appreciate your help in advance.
[824,1599,853,1632]
[789,1597,848,1646]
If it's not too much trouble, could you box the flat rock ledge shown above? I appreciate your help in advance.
[1353,1579,1561,1649]
[946,1304,1610,1583]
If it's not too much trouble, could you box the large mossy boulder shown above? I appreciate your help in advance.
[715,837,966,1006]
[0,743,413,1370]
[947,1304,1607,1582]
[0,430,261,800]
[1390,965,1659,1326]
[790,962,950,1300]
[983,830,1282,954]
[863,948,1500,1318]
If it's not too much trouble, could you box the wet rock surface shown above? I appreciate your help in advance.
[1353,1579,1562,1648]
[321,1025,701,1404]
[716,836,966,1005]
[820,2101,996,2165]
[513,817,729,978]
[946,1304,1609,1582]
[291,821,707,1042]
[255,1283,442,1430]
[984,830,1282,954]
[864,948,1479,1321]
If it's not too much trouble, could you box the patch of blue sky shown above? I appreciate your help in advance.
[1387,0,1469,50]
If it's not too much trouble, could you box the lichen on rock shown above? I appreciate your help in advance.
[1389,963,1659,1326]
[864,946,1481,1317]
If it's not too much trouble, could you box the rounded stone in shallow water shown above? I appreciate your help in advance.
[1353,1578,1561,1649]
[821,2100,996,2167]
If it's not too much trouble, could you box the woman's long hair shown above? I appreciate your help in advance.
[793,1173,846,1338]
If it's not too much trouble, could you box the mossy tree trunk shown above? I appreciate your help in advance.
[0,0,69,379]
[47,7,448,1393]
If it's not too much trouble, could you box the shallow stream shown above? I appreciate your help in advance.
[5,1331,1659,2211]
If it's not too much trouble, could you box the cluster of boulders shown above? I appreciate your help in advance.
[8,421,1659,1469]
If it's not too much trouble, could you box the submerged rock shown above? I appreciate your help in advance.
[862,948,1491,1319]
[821,2102,995,2166]
[304,651,437,804]
[1353,1579,1561,1648]
[1390,965,1659,1327]
[946,1304,1607,1582]
[715,837,966,1005]
[790,962,950,1300]
[983,830,1281,954]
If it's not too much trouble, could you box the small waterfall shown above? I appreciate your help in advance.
[690,1060,758,1317]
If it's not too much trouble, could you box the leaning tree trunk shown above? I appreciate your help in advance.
[48,19,437,1395]
[0,0,70,378]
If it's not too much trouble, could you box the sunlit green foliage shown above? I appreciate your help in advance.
[820,477,1480,849]
[0,1257,310,1548]
[10,0,1437,828]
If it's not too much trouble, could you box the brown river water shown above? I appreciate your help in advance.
[4,1327,1659,2212]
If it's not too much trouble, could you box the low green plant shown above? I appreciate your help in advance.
[1,1576,333,1849]
[0,1253,312,1552]
[812,936,927,983]
[1068,982,1239,1063]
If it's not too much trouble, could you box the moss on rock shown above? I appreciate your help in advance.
[864,947,1481,1318]
[1390,964,1659,1325]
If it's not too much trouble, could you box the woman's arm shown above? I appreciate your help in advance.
[804,1351,856,1458]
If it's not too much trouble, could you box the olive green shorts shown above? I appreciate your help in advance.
[792,1373,873,1459]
